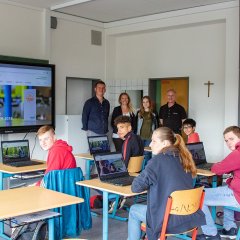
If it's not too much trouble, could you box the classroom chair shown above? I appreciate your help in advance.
[108,156,144,221]
[43,167,92,239]
[141,186,205,240]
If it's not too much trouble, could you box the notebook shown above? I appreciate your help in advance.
[1,140,43,167]
[186,142,213,170]
[87,135,110,155]
[94,152,135,186]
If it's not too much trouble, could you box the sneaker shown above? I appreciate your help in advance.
[118,197,127,209]
[196,233,221,240]
[218,228,237,239]
[108,201,116,214]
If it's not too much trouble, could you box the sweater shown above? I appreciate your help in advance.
[131,149,206,240]
[211,141,240,204]
[36,140,76,186]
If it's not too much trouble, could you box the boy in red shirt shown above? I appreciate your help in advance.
[197,126,240,240]
[36,125,76,186]
[182,118,200,143]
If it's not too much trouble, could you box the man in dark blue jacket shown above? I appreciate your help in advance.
[82,80,110,136]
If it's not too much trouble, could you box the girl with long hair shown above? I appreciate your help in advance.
[128,127,205,240]
[136,96,158,163]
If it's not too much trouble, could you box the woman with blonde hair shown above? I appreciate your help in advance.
[128,127,205,240]
[111,92,136,152]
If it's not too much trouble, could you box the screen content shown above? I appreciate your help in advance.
[0,62,54,133]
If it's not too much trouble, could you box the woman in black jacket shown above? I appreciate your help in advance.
[128,127,206,240]
[111,93,136,152]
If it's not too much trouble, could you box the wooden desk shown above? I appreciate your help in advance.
[76,179,144,240]
[0,186,83,240]
[74,153,94,180]
[0,160,47,190]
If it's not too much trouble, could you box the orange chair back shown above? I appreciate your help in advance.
[127,156,144,173]
[160,186,205,240]
[141,186,205,240]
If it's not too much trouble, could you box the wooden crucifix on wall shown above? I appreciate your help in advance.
[204,81,214,97]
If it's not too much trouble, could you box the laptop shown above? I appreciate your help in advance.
[87,135,110,155]
[1,140,43,167]
[186,142,213,170]
[94,152,135,186]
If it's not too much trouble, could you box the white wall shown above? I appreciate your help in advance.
[0,3,105,159]
[105,2,239,161]
[0,2,46,59]
[50,12,105,114]
[0,1,238,163]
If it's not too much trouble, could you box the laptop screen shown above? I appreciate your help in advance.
[94,152,128,179]
[87,135,110,154]
[186,142,207,166]
[1,140,30,164]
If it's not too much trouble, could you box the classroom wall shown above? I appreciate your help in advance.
[0,2,105,160]
[0,2,46,59]
[0,2,49,159]
[50,11,105,114]
[0,1,238,163]
[105,2,239,161]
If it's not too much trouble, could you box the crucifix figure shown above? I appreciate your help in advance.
[204,81,214,97]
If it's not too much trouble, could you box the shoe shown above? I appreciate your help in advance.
[196,233,221,240]
[218,228,237,239]
[108,201,116,214]
[118,197,127,209]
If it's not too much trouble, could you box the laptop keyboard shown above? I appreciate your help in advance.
[103,176,135,186]
[6,161,43,167]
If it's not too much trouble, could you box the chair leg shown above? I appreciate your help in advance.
[236,227,240,240]
[192,228,198,240]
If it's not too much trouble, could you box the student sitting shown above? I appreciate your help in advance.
[114,115,144,167]
[197,126,240,240]
[36,125,77,186]
[182,118,200,143]
[109,116,144,212]
[128,127,206,240]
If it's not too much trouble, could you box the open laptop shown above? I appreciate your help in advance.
[1,140,43,167]
[87,135,110,155]
[94,152,135,186]
[186,142,213,170]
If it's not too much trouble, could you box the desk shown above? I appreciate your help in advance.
[74,153,94,180]
[196,169,217,187]
[0,186,84,240]
[76,179,145,240]
[0,160,47,190]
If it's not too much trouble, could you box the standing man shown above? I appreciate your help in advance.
[36,125,77,186]
[159,89,187,134]
[82,80,110,136]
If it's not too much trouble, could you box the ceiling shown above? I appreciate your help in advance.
[8,0,235,23]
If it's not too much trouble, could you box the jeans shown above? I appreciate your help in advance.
[128,204,147,240]
[142,139,152,166]
[201,185,240,235]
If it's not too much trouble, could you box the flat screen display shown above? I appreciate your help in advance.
[0,61,55,133]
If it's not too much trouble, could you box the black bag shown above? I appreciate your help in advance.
[11,221,48,240]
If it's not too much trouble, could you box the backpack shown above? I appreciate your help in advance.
[11,221,48,240]
[90,195,103,209]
